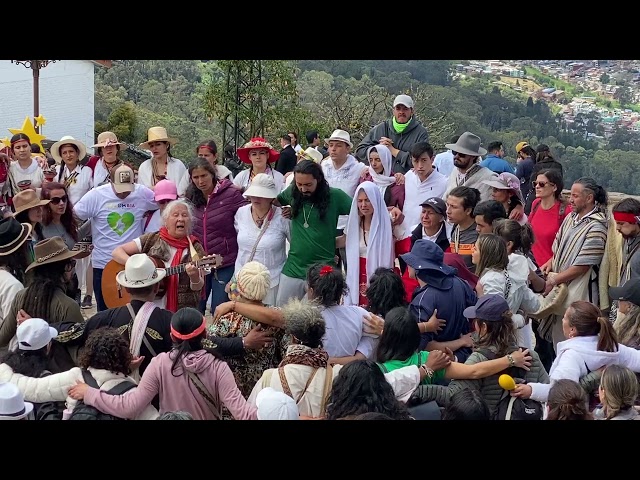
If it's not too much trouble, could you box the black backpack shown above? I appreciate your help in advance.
[476,347,543,421]
[68,369,136,421]
[32,370,65,420]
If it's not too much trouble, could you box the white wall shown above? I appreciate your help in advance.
[0,60,95,151]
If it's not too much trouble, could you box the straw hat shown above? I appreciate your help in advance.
[91,131,127,150]
[50,136,87,163]
[139,127,178,149]
[25,236,83,272]
[12,189,50,216]
[298,147,323,164]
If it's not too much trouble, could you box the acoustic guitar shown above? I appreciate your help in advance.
[101,254,223,309]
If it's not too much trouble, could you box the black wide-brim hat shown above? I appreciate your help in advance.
[0,217,32,256]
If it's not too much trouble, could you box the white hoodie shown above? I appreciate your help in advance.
[529,335,640,402]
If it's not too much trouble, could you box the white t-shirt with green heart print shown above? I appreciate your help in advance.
[73,183,158,269]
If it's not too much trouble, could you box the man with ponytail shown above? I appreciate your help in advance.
[539,177,609,350]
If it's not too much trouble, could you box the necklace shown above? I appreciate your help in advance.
[302,203,314,228]
[252,206,269,228]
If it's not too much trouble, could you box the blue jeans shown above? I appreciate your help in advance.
[199,264,235,314]
[93,267,108,312]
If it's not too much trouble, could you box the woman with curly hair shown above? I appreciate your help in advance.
[326,359,414,420]
[365,267,408,318]
[546,379,593,420]
[68,307,257,420]
[0,326,159,419]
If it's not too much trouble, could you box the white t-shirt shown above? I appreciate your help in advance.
[144,209,162,233]
[401,169,448,239]
[73,183,157,269]
[320,304,377,359]
[232,168,285,193]
[233,205,290,288]
[433,150,455,178]
[321,155,365,230]
[137,157,187,189]
[55,164,93,206]
[9,159,44,190]
[93,159,113,187]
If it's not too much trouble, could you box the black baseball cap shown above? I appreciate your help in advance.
[609,281,640,306]
[420,197,446,216]
[463,294,510,322]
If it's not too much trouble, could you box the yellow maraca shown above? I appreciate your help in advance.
[498,374,516,391]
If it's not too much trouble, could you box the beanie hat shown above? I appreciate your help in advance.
[236,261,271,301]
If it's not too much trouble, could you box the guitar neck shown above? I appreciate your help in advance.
[165,259,214,277]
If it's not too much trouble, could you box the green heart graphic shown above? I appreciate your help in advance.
[107,212,135,236]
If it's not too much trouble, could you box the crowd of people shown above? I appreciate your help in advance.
[1,93,639,421]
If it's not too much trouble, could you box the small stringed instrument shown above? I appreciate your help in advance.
[102,254,223,309]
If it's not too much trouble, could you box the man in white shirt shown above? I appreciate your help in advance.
[433,135,458,178]
[321,129,367,271]
[74,163,158,312]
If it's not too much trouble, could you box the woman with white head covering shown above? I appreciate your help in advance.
[340,181,395,307]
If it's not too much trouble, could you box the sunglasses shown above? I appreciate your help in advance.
[50,195,68,204]
[65,260,76,272]
[452,151,470,158]
[532,181,554,188]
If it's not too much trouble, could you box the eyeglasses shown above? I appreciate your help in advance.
[49,195,68,205]
[532,181,554,188]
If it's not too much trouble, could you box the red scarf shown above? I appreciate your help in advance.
[159,227,199,312]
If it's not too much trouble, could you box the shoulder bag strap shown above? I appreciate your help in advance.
[247,206,275,262]
[279,366,319,404]
[126,303,157,357]
[319,364,334,416]
[186,370,221,420]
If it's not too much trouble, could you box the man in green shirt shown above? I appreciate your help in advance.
[275,159,352,306]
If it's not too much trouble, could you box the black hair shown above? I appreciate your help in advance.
[170,307,221,377]
[31,143,42,154]
[10,133,31,148]
[612,197,640,216]
[291,160,330,221]
[352,412,394,420]
[0,241,29,284]
[196,140,218,156]
[375,307,420,364]
[78,327,132,376]
[307,263,347,307]
[442,388,491,420]
[535,169,564,200]
[575,177,608,210]
[281,134,292,144]
[185,158,218,208]
[18,261,69,321]
[486,141,503,153]
[305,130,319,144]
[448,186,481,212]
[473,200,507,225]
[1,347,49,377]
[15,210,44,241]
[325,359,413,420]
[493,218,534,255]
[410,142,434,160]
[366,267,407,317]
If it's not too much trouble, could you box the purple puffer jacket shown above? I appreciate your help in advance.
[192,179,248,268]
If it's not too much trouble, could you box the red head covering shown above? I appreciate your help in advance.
[443,252,479,290]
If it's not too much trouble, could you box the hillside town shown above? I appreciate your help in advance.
[456,60,640,141]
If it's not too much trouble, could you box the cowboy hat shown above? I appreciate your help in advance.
[445,131,487,157]
[0,217,32,256]
[237,137,280,164]
[325,129,353,148]
[50,136,87,163]
[25,236,84,272]
[297,147,323,164]
[0,382,33,420]
[11,189,50,216]
[116,254,167,289]
[139,126,178,149]
[92,131,127,150]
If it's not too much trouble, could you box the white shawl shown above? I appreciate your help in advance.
[366,144,396,197]
[344,181,395,306]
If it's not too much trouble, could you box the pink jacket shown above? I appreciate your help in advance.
[84,349,257,420]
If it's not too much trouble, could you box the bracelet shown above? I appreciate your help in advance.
[506,354,515,367]
[420,365,434,379]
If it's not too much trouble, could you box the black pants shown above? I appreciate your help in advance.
[533,321,556,373]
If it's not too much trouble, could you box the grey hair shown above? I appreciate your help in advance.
[156,410,194,420]
[161,198,195,233]
[282,298,326,348]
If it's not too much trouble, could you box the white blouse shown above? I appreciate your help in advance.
[55,164,93,206]
[233,205,291,287]
[137,157,187,189]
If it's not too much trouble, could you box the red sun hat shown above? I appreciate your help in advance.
[237,137,280,164]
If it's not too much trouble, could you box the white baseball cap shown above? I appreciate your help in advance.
[16,318,58,351]
[256,387,299,420]
[393,94,414,108]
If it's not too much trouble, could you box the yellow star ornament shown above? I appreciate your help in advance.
[0,138,10,149]
[8,116,46,153]
[34,114,46,127]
